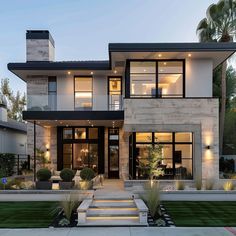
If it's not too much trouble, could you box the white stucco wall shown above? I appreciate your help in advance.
[186,58,213,97]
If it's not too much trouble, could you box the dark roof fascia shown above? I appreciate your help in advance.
[108,42,236,52]
[23,110,124,121]
[7,61,110,71]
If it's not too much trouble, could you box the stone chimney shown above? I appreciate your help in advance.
[0,95,8,122]
[26,30,55,62]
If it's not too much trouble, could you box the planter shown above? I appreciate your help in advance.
[79,180,93,190]
[59,181,74,190]
[36,181,52,190]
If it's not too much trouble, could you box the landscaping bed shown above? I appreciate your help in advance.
[0,201,58,228]
[164,201,236,227]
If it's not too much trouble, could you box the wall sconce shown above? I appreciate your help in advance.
[46,148,50,152]
[206,145,210,150]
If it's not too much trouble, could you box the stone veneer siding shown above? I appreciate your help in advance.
[124,98,219,182]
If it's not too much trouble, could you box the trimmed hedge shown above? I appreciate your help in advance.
[0,153,15,178]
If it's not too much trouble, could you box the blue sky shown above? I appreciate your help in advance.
[0,0,216,94]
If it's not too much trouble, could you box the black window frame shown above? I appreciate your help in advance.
[125,59,185,98]
[48,76,57,110]
[74,76,93,111]
[131,131,193,179]
[108,76,122,111]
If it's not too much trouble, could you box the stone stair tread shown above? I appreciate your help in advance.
[87,212,139,217]
[79,220,147,226]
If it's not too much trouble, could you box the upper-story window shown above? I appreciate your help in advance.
[108,77,122,110]
[48,76,57,110]
[74,77,93,110]
[129,60,184,98]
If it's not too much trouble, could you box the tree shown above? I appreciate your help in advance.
[196,0,236,154]
[147,141,164,180]
[0,78,26,122]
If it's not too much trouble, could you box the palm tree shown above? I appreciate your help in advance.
[196,0,236,154]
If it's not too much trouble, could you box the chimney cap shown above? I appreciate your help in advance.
[26,30,55,46]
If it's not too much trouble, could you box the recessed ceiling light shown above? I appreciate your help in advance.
[164,62,167,65]
[144,69,146,72]
[90,71,94,75]
[66,124,69,127]
[67,71,71,75]
[188,53,192,57]
[160,69,164,72]
[158,54,162,58]
[114,70,117,74]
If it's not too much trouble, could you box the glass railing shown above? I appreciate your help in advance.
[26,94,123,111]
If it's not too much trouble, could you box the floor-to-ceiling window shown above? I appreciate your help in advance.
[61,127,102,173]
[128,60,184,98]
[132,132,193,179]
[74,76,93,110]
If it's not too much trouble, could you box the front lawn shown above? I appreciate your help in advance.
[0,202,58,228]
[164,201,236,227]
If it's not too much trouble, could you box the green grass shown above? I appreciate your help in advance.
[0,202,58,228]
[164,201,236,227]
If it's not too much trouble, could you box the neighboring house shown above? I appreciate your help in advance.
[0,95,27,155]
[8,30,236,184]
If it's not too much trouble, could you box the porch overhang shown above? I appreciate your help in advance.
[23,110,124,127]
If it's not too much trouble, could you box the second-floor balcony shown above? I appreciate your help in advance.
[26,94,124,111]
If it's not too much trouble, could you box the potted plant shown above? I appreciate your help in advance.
[79,167,95,190]
[59,168,75,189]
[36,168,52,190]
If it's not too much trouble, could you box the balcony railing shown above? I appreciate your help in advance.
[26,94,123,111]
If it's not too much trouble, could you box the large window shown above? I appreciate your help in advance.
[108,77,122,110]
[134,132,193,179]
[62,127,99,172]
[74,77,93,110]
[129,60,184,98]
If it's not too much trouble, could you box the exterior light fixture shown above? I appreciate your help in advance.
[206,145,210,150]
[188,53,192,57]
[67,71,71,75]
[114,70,117,74]
[158,54,162,58]
[90,71,94,75]
[46,148,50,152]
[164,62,167,65]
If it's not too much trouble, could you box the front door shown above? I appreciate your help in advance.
[108,128,119,178]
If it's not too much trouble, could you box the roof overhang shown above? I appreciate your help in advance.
[109,42,236,69]
[8,42,236,81]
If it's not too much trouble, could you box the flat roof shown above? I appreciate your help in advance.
[109,42,236,52]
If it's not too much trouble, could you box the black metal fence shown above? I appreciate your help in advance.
[14,154,31,175]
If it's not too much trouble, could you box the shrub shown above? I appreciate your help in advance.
[223,181,234,191]
[195,177,202,190]
[176,180,185,190]
[36,168,51,181]
[0,153,15,177]
[141,181,161,220]
[80,168,95,181]
[60,168,75,182]
[205,178,215,190]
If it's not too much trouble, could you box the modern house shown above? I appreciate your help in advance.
[8,30,236,184]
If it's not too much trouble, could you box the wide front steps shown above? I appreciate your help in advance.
[77,198,148,226]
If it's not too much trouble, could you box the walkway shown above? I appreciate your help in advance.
[0,227,235,236]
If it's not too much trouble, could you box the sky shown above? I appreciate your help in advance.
[0,0,218,95]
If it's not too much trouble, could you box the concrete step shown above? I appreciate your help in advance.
[79,219,146,226]
[87,207,139,216]
[91,199,135,208]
